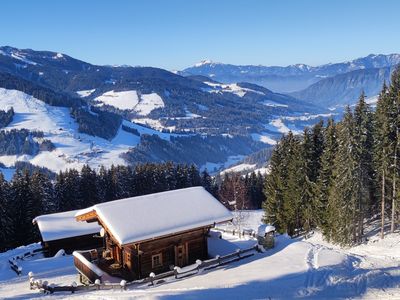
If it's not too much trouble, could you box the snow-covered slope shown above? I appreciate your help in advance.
[203,81,264,97]
[95,90,140,110]
[0,88,174,174]
[1,211,400,299]
[94,90,165,115]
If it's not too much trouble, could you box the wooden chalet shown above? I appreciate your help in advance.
[74,187,233,281]
[33,210,102,257]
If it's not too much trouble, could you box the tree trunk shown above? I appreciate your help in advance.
[392,128,398,233]
[392,171,396,233]
[381,169,385,239]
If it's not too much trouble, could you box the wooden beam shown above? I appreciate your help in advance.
[76,210,97,222]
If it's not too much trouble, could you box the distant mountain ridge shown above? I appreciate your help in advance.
[181,54,400,99]
[291,67,393,107]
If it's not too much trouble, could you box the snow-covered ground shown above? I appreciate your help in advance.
[1,211,399,299]
[95,90,140,110]
[220,163,257,175]
[251,133,277,145]
[94,90,165,115]
[0,88,255,179]
[76,89,95,98]
[0,88,176,174]
[201,155,245,174]
[203,81,264,97]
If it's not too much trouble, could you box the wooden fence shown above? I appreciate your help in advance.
[30,244,261,294]
[9,247,44,276]
[214,227,257,238]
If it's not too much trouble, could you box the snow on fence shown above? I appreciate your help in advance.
[214,227,257,238]
[30,245,262,294]
[8,247,45,276]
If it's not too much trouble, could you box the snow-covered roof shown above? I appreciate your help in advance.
[76,187,233,245]
[33,210,101,242]
[257,224,276,236]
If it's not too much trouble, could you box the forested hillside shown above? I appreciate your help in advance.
[0,163,264,251]
[263,67,400,246]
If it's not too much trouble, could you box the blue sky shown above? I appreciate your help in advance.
[1,0,400,70]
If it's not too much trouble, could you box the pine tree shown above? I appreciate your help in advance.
[353,92,374,241]
[31,171,55,214]
[80,165,99,207]
[263,137,286,231]
[9,171,36,246]
[301,120,325,233]
[264,132,302,235]
[98,165,116,202]
[316,118,338,236]
[387,67,400,232]
[0,173,11,251]
[327,106,357,245]
[374,83,393,238]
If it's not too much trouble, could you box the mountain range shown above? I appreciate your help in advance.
[182,54,400,105]
[0,46,397,176]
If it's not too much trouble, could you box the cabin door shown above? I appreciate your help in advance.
[175,244,187,267]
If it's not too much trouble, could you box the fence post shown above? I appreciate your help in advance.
[71,281,77,293]
[120,280,127,291]
[236,249,241,259]
[149,272,155,286]
[195,259,202,272]
[95,279,101,290]
[28,272,34,290]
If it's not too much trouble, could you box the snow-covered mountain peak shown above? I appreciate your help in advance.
[194,59,218,67]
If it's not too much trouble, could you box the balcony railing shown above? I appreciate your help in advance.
[73,249,104,284]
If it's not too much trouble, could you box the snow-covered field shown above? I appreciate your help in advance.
[203,81,264,97]
[1,211,399,299]
[0,88,180,175]
[94,90,165,115]
[220,163,257,175]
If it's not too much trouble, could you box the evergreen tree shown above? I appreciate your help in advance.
[374,83,392,238]
[0,173,11,250]
[30,171,55,215]
[80,165,99,207]
[9,171,36,246]
[300,127,318,233]
[316,119,338,236]
[353,93,374,241]
[97,165,116,202]
[264,132,302,235]
[387,67,400,232]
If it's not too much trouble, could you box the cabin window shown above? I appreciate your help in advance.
[152,253,162,268]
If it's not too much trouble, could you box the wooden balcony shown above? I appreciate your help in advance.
[73,249,104,284]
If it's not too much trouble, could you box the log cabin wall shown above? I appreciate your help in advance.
[43,234,103,257]
[120,227,210,279]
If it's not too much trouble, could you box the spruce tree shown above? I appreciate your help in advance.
[263,136,286,231]
[10,171,36,246]
[80,165,99,206]
[31,171,55,214]
[388,67,400,232]
[353,93,374,241]
[327,106,357,245]
[0,173,11,250]
[374,83,393,238]
[316,118,338,237]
